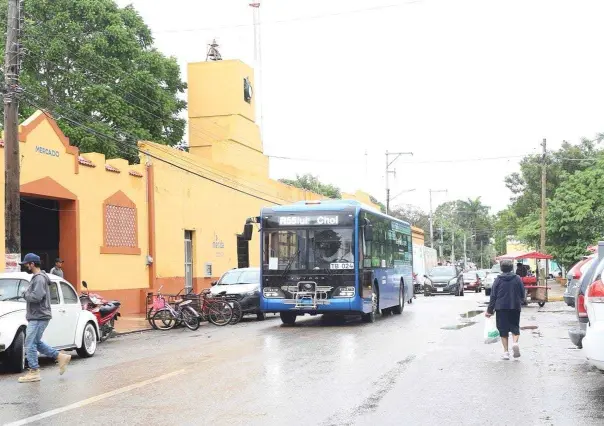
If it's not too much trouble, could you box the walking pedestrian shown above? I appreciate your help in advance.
[49,257,64,278]
[18,253,71,383]
[485,259,526,360]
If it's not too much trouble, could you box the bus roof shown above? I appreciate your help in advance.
[261,199,411,227]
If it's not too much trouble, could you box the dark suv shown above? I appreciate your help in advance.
[424,266,464,296]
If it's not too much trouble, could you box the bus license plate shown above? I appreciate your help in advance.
[437,288,444,292]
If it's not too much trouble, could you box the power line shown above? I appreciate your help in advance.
[155,1,423,35]
[20,88,296,203]
[21,96,288,206]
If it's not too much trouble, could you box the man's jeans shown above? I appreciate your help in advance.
[25,320,59,369]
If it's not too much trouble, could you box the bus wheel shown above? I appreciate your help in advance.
[392,286,404,315]
[362,286,378,323]
[280,312,297,326]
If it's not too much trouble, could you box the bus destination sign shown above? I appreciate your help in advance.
[278,215,339,226]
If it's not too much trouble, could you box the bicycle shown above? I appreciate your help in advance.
[196,289,234,326]
[151,296,200,331]
[211,291,243,325]
[147,285,167,329]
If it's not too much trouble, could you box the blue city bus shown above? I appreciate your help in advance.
[248,199,413,325]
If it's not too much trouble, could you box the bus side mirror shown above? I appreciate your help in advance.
[364,224,374,242]
[242,223,253,241]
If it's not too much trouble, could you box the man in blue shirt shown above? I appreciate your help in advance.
[485,259,526,360]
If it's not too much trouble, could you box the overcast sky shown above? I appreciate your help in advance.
[117,0,604,214]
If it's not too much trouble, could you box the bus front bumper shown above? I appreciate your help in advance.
[262,297,357,313]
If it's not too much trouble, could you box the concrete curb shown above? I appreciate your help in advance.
[114,327,154,337]
[548,296,564,302]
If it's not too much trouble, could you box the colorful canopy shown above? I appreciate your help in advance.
[496,251,553,261]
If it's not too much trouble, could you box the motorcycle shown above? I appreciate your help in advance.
[79,281,121,342]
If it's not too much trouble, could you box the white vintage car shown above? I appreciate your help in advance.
[0,272,99,373]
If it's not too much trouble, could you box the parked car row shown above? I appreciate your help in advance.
[567,246,604,371]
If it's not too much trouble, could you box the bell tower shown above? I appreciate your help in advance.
[187,58,268,177]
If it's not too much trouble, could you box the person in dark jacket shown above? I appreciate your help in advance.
[18,253,71,383]
[515,262,527,277]
[486,259,526,360]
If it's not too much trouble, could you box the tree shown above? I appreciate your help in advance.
[279,174,341,199]
[0,0,187,162]
[389,204,430,235]
[505,138,601,219]
[542,159,604,269]
[433,199,494,265]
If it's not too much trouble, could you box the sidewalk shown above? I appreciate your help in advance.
[114,313,152,335]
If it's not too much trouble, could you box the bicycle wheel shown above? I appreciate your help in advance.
[147,307,157,329]
[207,300,233,326]
[228,300,243,325]
[152,309,176,330]
[181,307,200,331]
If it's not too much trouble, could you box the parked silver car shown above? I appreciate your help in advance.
[563,256,594,307]
[484,264,501,296]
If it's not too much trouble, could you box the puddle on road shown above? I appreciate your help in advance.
[520,325,539,330]
[441,322,477,330]
[460,310,484,319]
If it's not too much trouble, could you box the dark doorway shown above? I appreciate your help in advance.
[21,197,60,273]
[237,235,249,269]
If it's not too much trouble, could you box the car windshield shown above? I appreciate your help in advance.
[491,264,501,273]
[463,273,476,280]
[429,266,456,276]
[218,270,259,285]
[476,270,487,279]
[0,278,26,302]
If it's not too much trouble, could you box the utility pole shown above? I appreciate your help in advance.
[439,226,443,260]
[540,138,547,253]
[249,2,263,136]
[385,150,413,215]
[428,189,447,248]
[4,0,23,272]
[451,230,455,264]
[480,240,483,269]
[463,233,467,268]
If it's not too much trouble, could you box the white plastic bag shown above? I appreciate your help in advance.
[483,316,500,344]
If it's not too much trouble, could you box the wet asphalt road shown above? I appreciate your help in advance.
[1,293,604,426]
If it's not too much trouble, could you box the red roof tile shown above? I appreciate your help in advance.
[105,164,120,173]
[129,170,143,178]
[78,156,96,167]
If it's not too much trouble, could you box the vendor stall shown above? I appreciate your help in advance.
[496,251,553,307]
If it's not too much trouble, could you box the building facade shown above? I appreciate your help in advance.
[0,59,420,314]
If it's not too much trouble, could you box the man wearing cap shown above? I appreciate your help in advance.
[485,259,526,360]
[18,253,71,383]
[50,258,64,278]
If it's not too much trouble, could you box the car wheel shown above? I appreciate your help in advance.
[392,285,404,315]
[7,329,25,373]
[485,288,491,296]
[256,312,266,321]
[76,322,98,358]
[460,287,464,297]
[424,290,431,297]
[538,301,546,307]
[280,312,297,325]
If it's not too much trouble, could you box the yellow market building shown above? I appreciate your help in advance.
[0,59,425,314]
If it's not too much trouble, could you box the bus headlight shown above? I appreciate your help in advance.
[263,287,281,298]
[334,286,356,298]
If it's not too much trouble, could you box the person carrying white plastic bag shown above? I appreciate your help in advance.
[483,316,500,344]
[485,259,526,360]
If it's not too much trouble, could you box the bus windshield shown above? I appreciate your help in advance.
[263,227,354,271]
[309,228,354,269]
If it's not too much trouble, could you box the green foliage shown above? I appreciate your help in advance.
[0,0,187,162]
[369,195,386,213]
[433,198,493,264]
[493,208,518,255]
[279,174,342,199]
[545,159,604,269]
[389,204,429,235]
